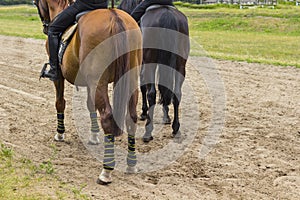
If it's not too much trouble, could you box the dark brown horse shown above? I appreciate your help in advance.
[33,0,142,184]
[119,0,190,142]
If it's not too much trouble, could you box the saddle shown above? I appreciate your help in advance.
[58,11,91,64]
[145,4,177,12]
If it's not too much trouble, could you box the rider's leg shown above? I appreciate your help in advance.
[40,1,108,80]
[41,7,76,80]
[40,3,80,80]
[42,31,60,81]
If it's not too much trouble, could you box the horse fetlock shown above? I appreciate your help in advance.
[145,121,153,133]
[172,121,180,133]
[140,112,148,121]
[162,115,171,124]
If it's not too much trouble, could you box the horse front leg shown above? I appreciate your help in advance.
[87,87,100,145]
[54,77,66,141]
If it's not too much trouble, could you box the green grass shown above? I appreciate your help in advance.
[0,143,90,199]
[0,4,299,67]
[0,5,45,39]
[180,5,300,67]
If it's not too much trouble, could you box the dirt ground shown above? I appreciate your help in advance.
[0,35,299,199]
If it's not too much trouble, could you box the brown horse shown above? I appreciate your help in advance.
[119,0,190,142]
[33,0,142,184]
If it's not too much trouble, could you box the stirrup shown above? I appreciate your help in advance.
[39,63,49,80]
[39,63,58,81]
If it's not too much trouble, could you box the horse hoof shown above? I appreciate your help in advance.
[172,131,181,138]
[88,137,100,145]
[96,178,112,185]
[140,114,147,121]
[96,178,111,185]
[97,169,112,185]
[88,140,99,145]
[54,133,65,142]
[88,133,100,145]
[142,136,153,143]
[126,166,137,174]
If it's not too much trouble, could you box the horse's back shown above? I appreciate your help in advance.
[78,9,140,60]
[141,7,188,35]
[62,8,141,85]
[141,6,189,65]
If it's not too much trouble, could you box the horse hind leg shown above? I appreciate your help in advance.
[157,65,172,125]
[162,104,171,124]
[94,84,115,184]
[143,83,156,142]
[158,83,172,125]
[97,133,114,185]
[126,90,138,173]
[157,52,175,126]
[126,133,137,173]
[172,59,186,137]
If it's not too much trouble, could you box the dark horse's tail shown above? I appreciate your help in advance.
[110,10,131,136]
[157,8,178,106]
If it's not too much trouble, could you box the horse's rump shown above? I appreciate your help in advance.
[62,9,141,86]
[141,7,189,68]
[141,7,189,105]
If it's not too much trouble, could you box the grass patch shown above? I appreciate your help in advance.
[0,143,91,200]
[190,31,299,67]
[0,5,45,39]
[180,5,300,67]
[184,7,300,35]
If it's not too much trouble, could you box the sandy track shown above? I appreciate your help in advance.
[0,35,299,199]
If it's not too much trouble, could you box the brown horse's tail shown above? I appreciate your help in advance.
[110,10,130,137]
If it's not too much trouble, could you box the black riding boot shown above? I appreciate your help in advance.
[40,33,60,81]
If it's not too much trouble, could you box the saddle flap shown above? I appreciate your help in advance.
[61,23,78,43]
[59,24,78,65]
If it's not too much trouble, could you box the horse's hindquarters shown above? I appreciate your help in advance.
[61,9,142,86]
